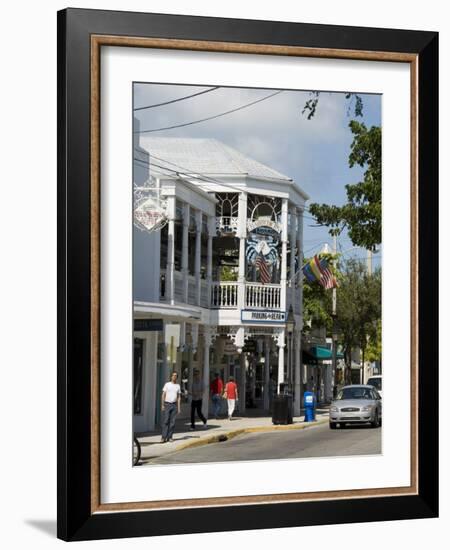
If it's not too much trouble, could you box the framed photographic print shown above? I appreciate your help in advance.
[57,8,438,542]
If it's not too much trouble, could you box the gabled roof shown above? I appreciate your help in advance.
[139,137,293,183]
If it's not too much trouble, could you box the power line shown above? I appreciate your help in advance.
[134,87,220,111]
[135,149,264,194]
[135,90,284,134]
[134,150,319,222]
[134,152,324,219]
[135,156,225,188]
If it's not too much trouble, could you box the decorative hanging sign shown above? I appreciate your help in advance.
[247,218,282,233]
[134,180,168,233]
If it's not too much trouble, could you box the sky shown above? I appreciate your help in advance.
[133,82,382,267]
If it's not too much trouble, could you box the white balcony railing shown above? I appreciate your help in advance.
[211,281,282,310]
[161,274,283,312]
[245,283,281,310]
[210,282,238,308]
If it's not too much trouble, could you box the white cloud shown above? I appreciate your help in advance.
[133,82,379,207]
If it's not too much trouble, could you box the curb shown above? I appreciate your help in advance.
[172,417,329,454]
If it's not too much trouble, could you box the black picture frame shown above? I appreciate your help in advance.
[57,7,438,542]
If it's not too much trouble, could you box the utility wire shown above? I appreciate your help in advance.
[135,90,284,134]
[134,87,220,111]
[134,150,321,222]
[135,151,317,217]
[136,156,319,223]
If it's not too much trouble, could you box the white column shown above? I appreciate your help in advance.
[191,324,199,354]
[264,336,271,411]
[187,326,194,402]
[290,206,297,311]
[297,208,304,316]
[182,203,190,303]
[195,211,202,306]
[202,327,212,419]
[277,329,286,391]
[166,197,176,305]
[239,352,247,415]
[280,199,288,314]
[294,330,302,416]
[237,193,248,310]
[207,217,214,307]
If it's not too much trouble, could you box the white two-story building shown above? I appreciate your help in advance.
[133,136,309,433]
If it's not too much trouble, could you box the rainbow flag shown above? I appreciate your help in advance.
[302,255,337,289]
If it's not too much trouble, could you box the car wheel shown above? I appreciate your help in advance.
[329,422,337,430]
[371,411,379,428]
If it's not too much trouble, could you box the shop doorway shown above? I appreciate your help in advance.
[133,338,144,415]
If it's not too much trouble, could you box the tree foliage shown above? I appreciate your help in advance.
[302,92,364,120]
[335,260,381,383]
[220,265,238,281]
[302,276,332,333]
[309,121,382,251]
[302,253,340,332]
[365,319,382,364]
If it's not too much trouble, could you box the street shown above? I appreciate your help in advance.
[145,422,381,465]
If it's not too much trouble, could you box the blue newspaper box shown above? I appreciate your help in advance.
[304,391,316,422]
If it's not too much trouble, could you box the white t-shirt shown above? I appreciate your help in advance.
[162,382,181,403]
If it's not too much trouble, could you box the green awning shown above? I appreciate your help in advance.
[302,346,344,364]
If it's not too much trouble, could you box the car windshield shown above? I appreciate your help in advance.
[337,387,373,400]
[367,378,382,390]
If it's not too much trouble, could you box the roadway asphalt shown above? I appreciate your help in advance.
[147,422,382,465]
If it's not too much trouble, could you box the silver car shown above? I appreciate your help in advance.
[329,384,382,429]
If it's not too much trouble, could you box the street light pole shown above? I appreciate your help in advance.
[286,305,295,393]
[331,234,338,397]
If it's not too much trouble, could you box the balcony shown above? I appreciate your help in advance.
[245,282,281,310]
[210,281,282,310]
[211,282,238,308]
[161,273,284,312]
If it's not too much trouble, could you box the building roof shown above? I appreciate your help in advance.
[139,137,294,183]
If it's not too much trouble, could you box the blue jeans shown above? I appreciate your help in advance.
[162,402,178,440]
[211,394,222,417]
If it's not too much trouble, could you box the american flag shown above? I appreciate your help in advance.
[255,254,271,284]
[318,258,337,289]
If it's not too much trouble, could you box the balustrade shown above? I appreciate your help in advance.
[245,283,281,309]
[210,282,239,308]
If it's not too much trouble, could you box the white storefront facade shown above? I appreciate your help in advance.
[133,137,308,434]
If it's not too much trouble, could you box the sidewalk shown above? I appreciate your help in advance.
[136,407,330,462]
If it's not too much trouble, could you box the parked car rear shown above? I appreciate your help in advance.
[366,375,382,398]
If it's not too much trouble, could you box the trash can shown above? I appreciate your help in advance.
[272,394,293,425]
[303,391,316,422]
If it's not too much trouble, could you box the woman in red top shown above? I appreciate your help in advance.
[224,376,238,420]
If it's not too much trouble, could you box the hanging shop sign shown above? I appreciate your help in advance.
[134,318,163,331]
[247,218,282,233]
[242,339,257,352]
[241,310,286,323]
[223,340,238,355]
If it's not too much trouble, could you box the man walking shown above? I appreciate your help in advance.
[210,372,224,419]
[190,369,207,430]
[161,371,181,443]
[224,376,238,420]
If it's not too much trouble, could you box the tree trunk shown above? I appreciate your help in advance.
[345,346,352,385]
[361,346,365,384]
